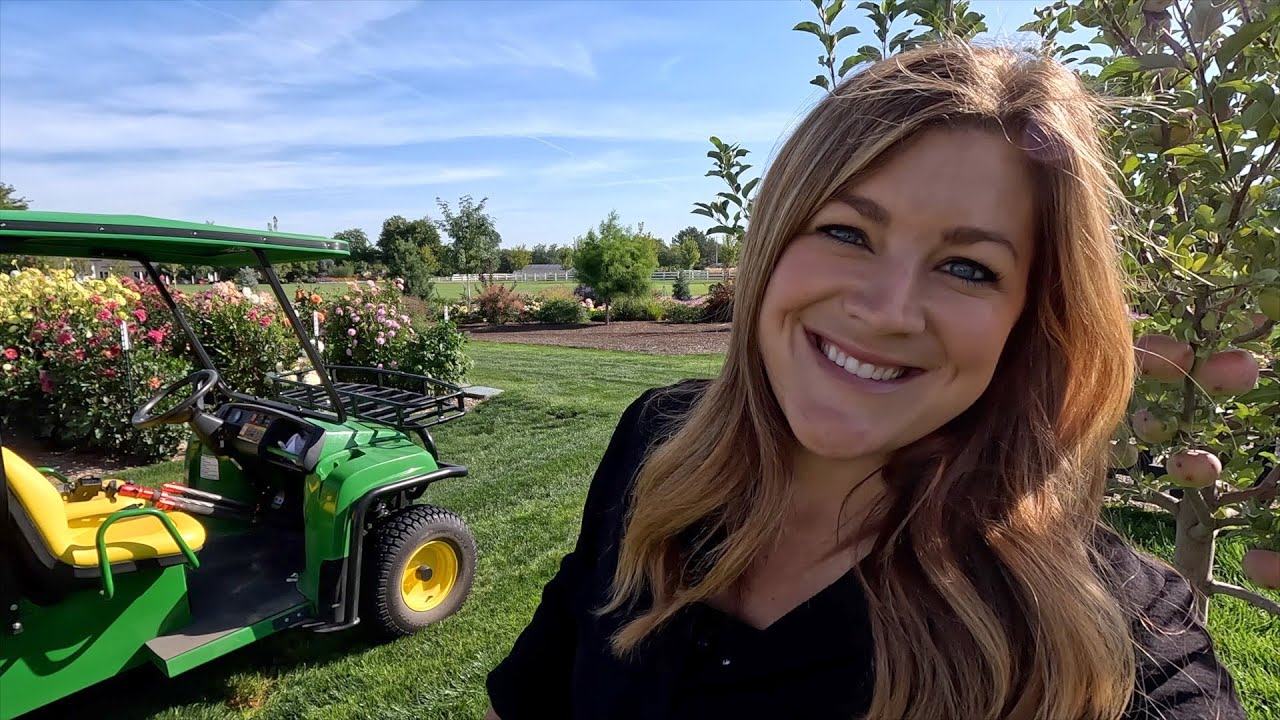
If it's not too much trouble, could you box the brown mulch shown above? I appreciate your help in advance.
[464,321,732,355]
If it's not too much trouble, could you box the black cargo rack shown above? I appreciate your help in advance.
[269,365,466,431]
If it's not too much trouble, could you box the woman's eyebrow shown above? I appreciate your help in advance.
[835,191,1019,261]
[834,192,889,224]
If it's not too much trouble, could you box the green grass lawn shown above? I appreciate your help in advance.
[29,343,1278,719]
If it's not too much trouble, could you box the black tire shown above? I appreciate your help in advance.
[361,504,477,638]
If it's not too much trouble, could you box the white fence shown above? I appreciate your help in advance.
[440,269,733,284]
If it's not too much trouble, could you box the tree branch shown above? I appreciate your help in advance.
[1220,460,1279,506]
[1185,485,1216,529]
[1215,517,1254,530]
[1144,489,1182,514]
[1208,580,1280,616]
[1227,139,1280,229]
[1233,318,1275,343]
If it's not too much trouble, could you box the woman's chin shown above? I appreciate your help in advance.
[787,414,896,462]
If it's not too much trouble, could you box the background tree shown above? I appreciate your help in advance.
[0,182,30,210]
[571,211,658,324]
[1018,0,1278,621]
[436,195,502,280]
[677,233,701,269]
[556,244,575,268]
[498,246,533,273]
[334,228,378,266]
[674,226,711,269]
[378,215,441,299]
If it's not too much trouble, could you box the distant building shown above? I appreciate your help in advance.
[518,263,565,274]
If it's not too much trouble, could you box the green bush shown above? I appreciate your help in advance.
[589,307,607,322]
[610,295,666,321]
[672,272,692,301]
[664,302,705,324]
[182,283,299,396]
[319,281,470,386]
[234,267,259,288]
[404,320,471,387]
[534,297,588,324]
[330,262,356,278]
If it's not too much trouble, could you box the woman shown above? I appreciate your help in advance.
[484,41,1245,720]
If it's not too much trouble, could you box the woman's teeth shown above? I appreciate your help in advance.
[820,339,907,381]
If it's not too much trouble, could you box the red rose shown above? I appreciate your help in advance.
[56,331,73,346]
[102,368,117,379]
[2,348,17,360]
[133,309,147,323]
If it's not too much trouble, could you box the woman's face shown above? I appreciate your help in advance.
[758,127,1037,464]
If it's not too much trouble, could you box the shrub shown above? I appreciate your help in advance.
[664,301,705,324]
[321,281,415,370]
[403,320,471,387]
[573,283,598,304]
[534,297,589,324]
[475,276,525,324]
[330,262,356,278]
[181,282,299,396]
[234,266,259,288]
[610,295,666,321]
[703,280,735,322]
[0,268,190,459]
[672,272,692,301]
[589,307,607,322]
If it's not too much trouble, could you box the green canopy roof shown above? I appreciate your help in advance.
[0,210,349,267]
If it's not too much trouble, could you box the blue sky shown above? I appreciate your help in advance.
[0,0,1069,249]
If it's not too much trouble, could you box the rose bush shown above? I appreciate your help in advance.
[0,268,189,459]
[182,282,299,396]
[318,281,470,386]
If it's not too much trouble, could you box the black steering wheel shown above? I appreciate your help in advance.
[131,369,221,429]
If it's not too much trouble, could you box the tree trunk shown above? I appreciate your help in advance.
[605,302,611,325]
[1172,498,1216,625]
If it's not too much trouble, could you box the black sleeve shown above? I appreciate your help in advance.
[484,387,657,720]
[1102,532,1247,720]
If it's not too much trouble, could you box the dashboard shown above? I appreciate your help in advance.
[215,403,326,472]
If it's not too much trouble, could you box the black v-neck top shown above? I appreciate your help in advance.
[486,380,1246,720]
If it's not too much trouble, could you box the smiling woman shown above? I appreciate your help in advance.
[483,40,1246,720]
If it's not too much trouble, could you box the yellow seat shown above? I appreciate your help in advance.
[2,448,206,568]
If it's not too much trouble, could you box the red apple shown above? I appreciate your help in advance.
[1242,549,1280,589]
[1134,334,1193,382]
[1166,449,1222,489]
[1193,349,1260,396]
[1131,409,1177,444]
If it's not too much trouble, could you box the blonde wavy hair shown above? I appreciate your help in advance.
[601,41,1140,720]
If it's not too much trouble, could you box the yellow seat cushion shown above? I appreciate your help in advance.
[2,448,206,568]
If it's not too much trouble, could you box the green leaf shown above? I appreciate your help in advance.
[1165,145,1209,157]
[1214,19,1271,71]
[1097,57,1141,82]
[835,26,860,41]
[839,55,863,77]
[707,225,739,237]
[1134,53,1183,71]
[824,0,845,26]
[742,177,760,199]
[1188,0,1225,42]
[1195,204,1214,225]
[811,74,831,90]
[1122,154,1141,174]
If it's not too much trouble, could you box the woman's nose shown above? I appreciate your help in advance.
[840,263,927,336]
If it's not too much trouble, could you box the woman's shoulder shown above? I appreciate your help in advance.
[1089,524,1246,719]
[619,377,714,445]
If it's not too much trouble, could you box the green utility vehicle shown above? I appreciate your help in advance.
[0,211,479,719]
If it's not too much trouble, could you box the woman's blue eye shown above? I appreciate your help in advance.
[941,259,999,285]
[819,225,868,246]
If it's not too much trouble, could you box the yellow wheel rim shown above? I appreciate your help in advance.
[400,540,460,612]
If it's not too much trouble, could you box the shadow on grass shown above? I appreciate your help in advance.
[24,625,384,720]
